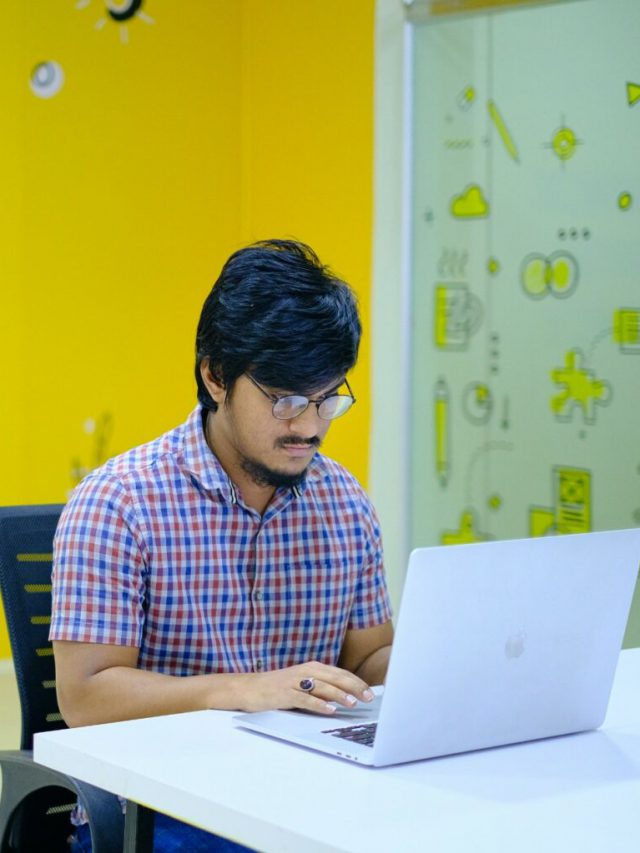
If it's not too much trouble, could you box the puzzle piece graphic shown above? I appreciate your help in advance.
[550,349,611,424]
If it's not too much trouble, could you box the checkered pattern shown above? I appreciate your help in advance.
[50,407,391,675]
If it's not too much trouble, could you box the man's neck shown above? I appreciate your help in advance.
[235,480,276,517]
[203,412,275,516]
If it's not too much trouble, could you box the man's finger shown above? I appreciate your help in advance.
[294,677,371,712]
[303,664,375,703]
[292,689,337,715]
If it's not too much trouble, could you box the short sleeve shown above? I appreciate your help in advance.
[347,500,393,630]
[49,473,148,647]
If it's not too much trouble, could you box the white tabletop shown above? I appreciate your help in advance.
[34,648,640,853]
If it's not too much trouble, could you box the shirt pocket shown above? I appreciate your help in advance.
[262,556,356,665]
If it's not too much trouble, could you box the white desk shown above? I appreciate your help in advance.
[34,649,640,853]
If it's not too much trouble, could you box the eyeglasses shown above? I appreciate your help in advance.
[246,374,356,421]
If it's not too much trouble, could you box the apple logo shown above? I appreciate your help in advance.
[505,631,526,659]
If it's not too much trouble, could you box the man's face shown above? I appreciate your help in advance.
[206,372,336,488]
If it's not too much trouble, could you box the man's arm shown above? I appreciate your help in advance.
[53,640,378,727]
[337,620,394,686]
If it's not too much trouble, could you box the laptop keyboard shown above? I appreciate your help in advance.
[322,722,377,747]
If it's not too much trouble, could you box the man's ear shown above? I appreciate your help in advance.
[200,359,226,406]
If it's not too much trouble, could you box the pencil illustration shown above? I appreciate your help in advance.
[435,377,450,487]
[487,99,520,163]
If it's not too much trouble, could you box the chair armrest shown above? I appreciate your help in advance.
[0,749,124,853]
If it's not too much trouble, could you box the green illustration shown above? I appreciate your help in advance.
[463,382,493,425]
[551,349,612,423]
[618,191,633,210]
[529,466,592,536]
[544,117,583,163]
[434,282,483,351]
[450,184,489,218]
[613,307,640,353]
[520,251,579,300]
[487,99,520,163]
[434,377,450,488]
[627,82,640,107]
[457,84,476,110]
[441,509,491,546]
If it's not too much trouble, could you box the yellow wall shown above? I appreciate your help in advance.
[239,0,375,483]
[0,1,376,657]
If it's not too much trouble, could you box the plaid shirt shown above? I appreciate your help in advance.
[50,407,391,675]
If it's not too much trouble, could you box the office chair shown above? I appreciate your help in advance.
[0,505,124,853]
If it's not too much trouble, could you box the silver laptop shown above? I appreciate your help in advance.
[234,529,640,766]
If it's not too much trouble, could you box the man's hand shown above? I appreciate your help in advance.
[53,641,376,726]
[238,661,375,715]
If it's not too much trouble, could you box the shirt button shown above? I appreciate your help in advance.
[254,590,263,601]
[255,659,264,672]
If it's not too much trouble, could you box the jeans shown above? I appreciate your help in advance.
[69,814,256,852]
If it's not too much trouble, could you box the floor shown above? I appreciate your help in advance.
[0,663,22,801]
[0,663,20,750]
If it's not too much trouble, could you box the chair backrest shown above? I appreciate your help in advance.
[0,505,65,750]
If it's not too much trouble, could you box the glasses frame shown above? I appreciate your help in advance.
[246,374,356,421]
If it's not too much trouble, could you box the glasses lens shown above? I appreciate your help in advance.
[272,396,309,420]
[317,395,354,420]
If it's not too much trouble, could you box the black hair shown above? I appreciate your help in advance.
[195,239,361,410]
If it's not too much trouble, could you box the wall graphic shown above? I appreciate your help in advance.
[76,0,155,43]
[70,413,114,492]
[410,0,640,559]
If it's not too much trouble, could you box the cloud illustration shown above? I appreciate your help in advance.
[450,184,489,218]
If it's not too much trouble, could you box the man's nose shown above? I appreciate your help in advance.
[287,404,322,437]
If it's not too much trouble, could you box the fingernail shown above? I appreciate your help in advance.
[345,694,357,706]
[325,703,336,713]
[363,689,374,702]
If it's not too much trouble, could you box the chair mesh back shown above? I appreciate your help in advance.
[0,505,66,750]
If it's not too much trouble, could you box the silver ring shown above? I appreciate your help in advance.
[299,678,315,692]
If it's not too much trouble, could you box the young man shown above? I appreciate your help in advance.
[51,239,393,851]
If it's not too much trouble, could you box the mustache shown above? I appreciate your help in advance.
[275,436,321,449]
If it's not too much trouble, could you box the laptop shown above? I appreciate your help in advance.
[234,529,640,766]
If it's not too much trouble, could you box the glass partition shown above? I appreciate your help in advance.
[408,0,640,634]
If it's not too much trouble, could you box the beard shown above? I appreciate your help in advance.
[240,436,321,489]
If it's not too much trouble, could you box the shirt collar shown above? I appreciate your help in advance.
[180,406,326,500]
[180,407,234,497]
